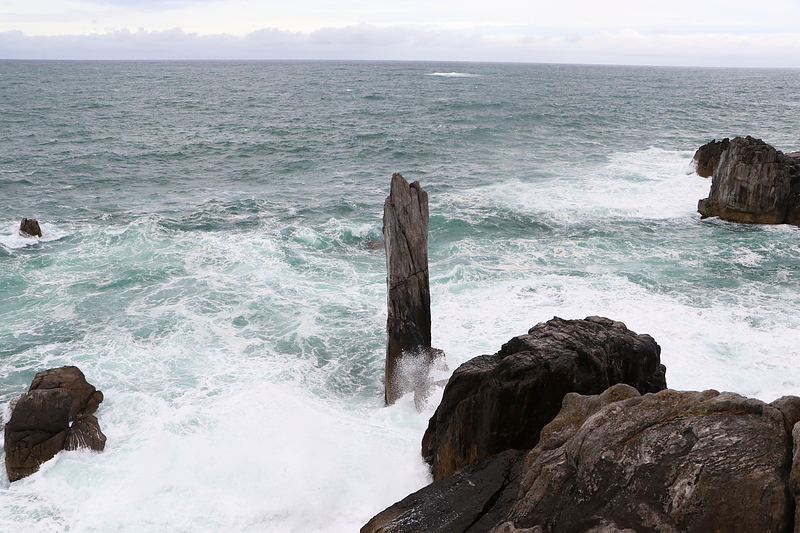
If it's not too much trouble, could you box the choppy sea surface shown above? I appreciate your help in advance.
[1,60,799,532]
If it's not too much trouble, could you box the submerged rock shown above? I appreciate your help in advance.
[366,384,800,533]
[4,366,106,482]
[422,316,666,480]
[19,218,42,237]
[696,136,800,225]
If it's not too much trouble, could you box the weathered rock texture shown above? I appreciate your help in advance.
[507,386,800,533]
[696,136,800,225]
[693,138,730,178]
[422,316,666,480]
[364,384,800,533]
[19,218,42,237]
[383,173,435,405]
[4,366,106,482]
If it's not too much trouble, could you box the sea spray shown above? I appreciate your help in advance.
[1,61,799,531]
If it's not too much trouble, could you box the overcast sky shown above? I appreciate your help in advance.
[2,0,800,66]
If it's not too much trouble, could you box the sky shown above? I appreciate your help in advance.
[2,0,800,66]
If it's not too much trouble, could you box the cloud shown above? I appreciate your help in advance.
[2,25,800,67]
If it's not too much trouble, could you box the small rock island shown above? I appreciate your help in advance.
[696,136,800,225]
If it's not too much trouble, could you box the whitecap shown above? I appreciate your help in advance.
[429,72,479,78]
[0,221,69,249]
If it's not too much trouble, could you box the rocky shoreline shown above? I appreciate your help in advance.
[363,147,800,532]
[363,317,800,533]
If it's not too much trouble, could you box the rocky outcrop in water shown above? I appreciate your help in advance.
[383,173,439,406]
[4,366,106,482]
[693,138,730,178]
[421,316,666,481]
[696,136,800,225]
[19,218,42,237]
[364,384,800,533]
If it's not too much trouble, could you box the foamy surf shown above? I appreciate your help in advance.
[0,221,68,250]
[429,72,479,77]
[2,61,800,533]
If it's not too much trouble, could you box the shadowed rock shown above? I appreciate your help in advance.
[383,173,438,406]
[361,449,525,533]
[64,414,107,451]
[29,365,104,419]
[422,316,666,480]
[3,389,72,482]
[693,138,730,178]
[697,136,800,225]
[5,366,106,482]
[19,218,42,237]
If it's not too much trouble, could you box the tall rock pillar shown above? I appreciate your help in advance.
[383,173,433,405]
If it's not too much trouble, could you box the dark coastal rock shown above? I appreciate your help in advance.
[4,366,106,482]
[3,389,72,482]
[693,138,729,178]
[365,384,800,533]
[19,218,42,237]
[786,151,800,226]
[361,449,524,533]
[64,414,107,451]
[422,316,666,480]
[383,173,438,406]
[697,136,800,225]
[29,365,104,419]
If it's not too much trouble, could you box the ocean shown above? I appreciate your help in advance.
[1,60,799,532]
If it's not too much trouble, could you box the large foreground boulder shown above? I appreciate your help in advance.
[507,386,800,533]
[364,384,800,533]
[696,136,800,225]
[422,317,666,480]
[4,366,106,482]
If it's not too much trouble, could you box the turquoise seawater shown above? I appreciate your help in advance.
[1,61,799,531]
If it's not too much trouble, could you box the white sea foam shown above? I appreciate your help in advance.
[429,72,479,78]
[474,148,710,222]
[432,270,800,403]
[0,376,432,532]
[0,222,68,250]
[427,147,800,402]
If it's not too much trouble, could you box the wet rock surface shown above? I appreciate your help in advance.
[361,449,524,533]
[19,218,42,237]
[422,317,666,480]
[4,366,106,482]
[383,173,435,406]
[693,138,730,178]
